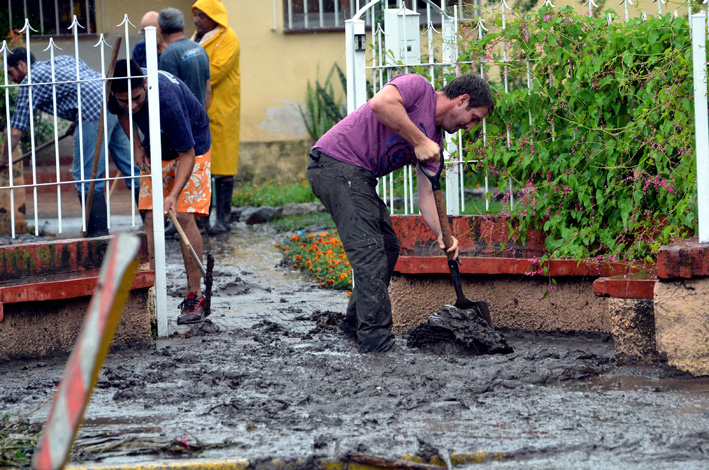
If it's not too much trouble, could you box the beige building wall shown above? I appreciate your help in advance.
[229,1,345,144]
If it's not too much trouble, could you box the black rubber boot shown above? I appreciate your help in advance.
[208,177,233,235]
[84,191,109,238]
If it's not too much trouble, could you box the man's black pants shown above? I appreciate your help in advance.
[307,150,399,353]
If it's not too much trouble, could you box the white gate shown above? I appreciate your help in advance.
[346,0,467,216]
[0,16,169,337]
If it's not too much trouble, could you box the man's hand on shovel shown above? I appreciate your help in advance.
[437,232,460,262]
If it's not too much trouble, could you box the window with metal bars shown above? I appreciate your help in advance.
[283,0,480,33]
[3,0,97,36]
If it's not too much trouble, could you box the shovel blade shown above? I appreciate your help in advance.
[455,299,493,327]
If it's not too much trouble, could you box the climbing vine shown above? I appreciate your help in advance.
[458,6,696,263]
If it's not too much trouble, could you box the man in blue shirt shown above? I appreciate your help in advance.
[108,59,212,325]
[0,47,140,237]
[158,7,211,108]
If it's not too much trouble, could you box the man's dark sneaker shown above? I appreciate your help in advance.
[177,292,207,324]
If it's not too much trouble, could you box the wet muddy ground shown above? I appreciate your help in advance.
[2,223,709,469]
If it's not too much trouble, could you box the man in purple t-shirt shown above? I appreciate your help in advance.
[308,73,494,353]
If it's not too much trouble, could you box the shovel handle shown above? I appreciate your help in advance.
[12,124,76,165]
[419,150,458,262]
[168,210,207,278]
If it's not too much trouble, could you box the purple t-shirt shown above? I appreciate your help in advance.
[314,74,442,178]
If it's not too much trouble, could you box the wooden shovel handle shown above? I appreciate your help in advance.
[168,210,207,277]
[432,188,456,261]
[420,150,458,263]
[83,35,122,237]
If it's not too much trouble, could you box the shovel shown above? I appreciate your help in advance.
[11,122,76,165]
[418,150,493,326]
[168,210,214,317]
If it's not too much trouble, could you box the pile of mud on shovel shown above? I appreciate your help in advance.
[407,305,513,355]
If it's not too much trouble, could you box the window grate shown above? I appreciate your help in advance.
[5,0,97,36]
[282,0,479,32]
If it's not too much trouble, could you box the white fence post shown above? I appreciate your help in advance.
[442,8,460,215]
[692,13,709,243]
[145,26,168,337]
[345,17,368,114]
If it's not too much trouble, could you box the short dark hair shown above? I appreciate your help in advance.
[441,74,495,115]
[111,59,145,94]
[7,47,36,68]
[158,8,184,35]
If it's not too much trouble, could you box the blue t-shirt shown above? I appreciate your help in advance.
[132,40,161,69]
[132,41,147,68]
[108,70,211,161]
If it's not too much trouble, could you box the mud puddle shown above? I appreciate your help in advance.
[1,223,709,469]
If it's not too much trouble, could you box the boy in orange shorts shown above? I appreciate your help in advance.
[109,59,212,325]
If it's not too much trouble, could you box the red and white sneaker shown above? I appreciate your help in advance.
[177,292,207,325]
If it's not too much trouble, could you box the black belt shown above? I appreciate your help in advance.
[310,149,328,162]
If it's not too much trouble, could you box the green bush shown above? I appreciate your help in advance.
[459,7,695,262]
[299,63,346,143]
[232,177,316,207]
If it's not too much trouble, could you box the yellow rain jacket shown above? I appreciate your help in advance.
[191,0,240,176]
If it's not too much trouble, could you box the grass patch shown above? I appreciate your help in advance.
[278,231,352,291]
[233,177,316,207]
[1,415,39,468]
[461,196,506,215]
[270,212,335,233]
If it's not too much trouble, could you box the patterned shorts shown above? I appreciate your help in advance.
[138,149,212,216]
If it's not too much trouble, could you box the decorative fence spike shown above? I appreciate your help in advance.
[19,18,38,34]
[42,38,63,52]
[116,14,136,28]
[93,34,111,49]
[67,15,85,31]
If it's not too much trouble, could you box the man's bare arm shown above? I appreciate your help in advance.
[369,85,440,164]
[163,148,196,216]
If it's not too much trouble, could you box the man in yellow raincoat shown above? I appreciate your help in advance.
[191,0,240,234]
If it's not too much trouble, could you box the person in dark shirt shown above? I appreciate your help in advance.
[108,59,212,325]
[158,7,211,108]
[132,11,166,68]
[0,48,139,237]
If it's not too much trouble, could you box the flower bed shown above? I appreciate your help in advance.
[278,231,352,291]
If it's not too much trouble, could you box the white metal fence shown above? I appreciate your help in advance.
[345,0,708,226]
[0,15,169,336]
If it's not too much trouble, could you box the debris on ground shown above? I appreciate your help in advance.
[406,305,513,355]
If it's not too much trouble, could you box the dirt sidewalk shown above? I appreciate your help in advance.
[1,224,708,469]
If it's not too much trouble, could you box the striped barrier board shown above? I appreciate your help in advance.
[32,233,142,470]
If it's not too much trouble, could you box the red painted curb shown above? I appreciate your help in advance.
[0,270,154,322]
[394,256,644,278]
[0,234,149,281]
[592,277,656,299]
[657,237,709,279]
